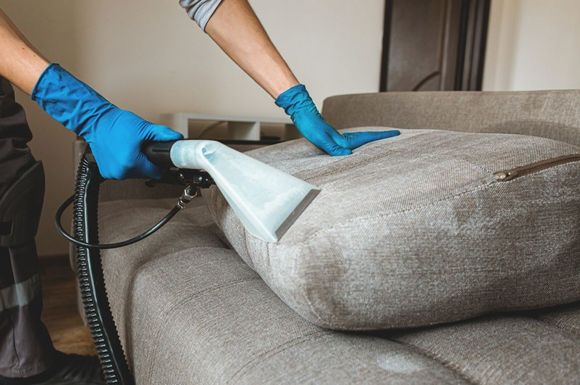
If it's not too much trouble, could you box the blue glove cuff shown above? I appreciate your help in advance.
[32,64,113,137]
[275,84,318,118]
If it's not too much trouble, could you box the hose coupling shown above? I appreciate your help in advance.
[177,185,198,209]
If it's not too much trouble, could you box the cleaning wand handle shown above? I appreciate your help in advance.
[142,140,178,168]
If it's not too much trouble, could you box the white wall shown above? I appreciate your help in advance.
[0,0,386,256]
[484,0,580,91]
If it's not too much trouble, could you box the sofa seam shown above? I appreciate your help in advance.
[225,330,330,385]
[391,339,481,385]
[168,277,262,320]
[528,314,580,342]
[143,277,262,382]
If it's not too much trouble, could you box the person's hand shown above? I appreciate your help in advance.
[276,84,400,156]
[32,64,183,179]
[80,109,183,179]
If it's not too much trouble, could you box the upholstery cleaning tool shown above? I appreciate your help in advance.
[55,140,320,385]
[147,140,320,242]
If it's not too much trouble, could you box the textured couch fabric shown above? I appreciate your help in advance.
[322,90,580,147]
[207,128,580,330]
[91,90,580,384]
[98,198,580,385]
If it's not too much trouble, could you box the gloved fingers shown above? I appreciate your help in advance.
[129,152,163,180]
[92,149,162,180]
[318,139,352,156]
[144,124,184,142]
[341,130,401,150]
[302,127,350,156]
[135,124,182,179]
[301,130,352,156]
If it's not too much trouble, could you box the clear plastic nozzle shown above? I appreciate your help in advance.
[170,140,319,242]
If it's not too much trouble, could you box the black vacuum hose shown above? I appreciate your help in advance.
[63,143,211,384]
[57,140,202,250]
[73,153,135,385]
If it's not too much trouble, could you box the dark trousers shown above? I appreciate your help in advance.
[0,77,55,378]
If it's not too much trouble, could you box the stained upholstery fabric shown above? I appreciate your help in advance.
[207,128,580,330]
[387,312,580,385]
[98,198,580,385]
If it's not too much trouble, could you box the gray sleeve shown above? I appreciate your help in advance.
[179,0,224,31]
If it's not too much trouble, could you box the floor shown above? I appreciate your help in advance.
[40,256,96,356]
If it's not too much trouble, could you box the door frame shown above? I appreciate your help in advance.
[380,0,491,92]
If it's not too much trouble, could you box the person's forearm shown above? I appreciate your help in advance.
[0,9,48,94]
[205,0,299,98]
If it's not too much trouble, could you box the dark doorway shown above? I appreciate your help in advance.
[380,0,491,92]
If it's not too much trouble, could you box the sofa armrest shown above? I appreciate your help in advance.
[322,90,580,147]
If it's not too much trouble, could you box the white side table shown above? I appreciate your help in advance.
[160,113,298,141]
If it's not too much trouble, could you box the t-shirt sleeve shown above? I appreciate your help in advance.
[179,0,223,31]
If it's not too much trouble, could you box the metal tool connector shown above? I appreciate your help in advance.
[177,185,199,209]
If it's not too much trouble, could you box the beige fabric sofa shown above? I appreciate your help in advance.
[87,90,580,385]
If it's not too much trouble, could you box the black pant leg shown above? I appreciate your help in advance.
[0,76,55,379]
[0,76,35,196]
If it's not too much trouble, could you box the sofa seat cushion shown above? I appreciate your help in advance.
[207,128,580,330]
[97,198,580,385]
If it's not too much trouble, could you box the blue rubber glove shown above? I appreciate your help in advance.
[32,64,183,179]
[276,84,400,156]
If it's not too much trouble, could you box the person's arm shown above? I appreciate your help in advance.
[204,0,297,98]
[199,0,400,155]
[0,8,182,179]
[0,9,48,94]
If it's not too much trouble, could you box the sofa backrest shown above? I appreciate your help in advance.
[322,90,580,147]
